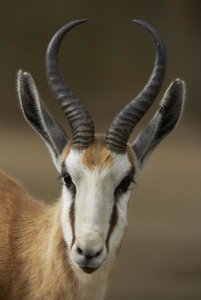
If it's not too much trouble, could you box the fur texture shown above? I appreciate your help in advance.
[0,171,79,299]
[0,138,135,300]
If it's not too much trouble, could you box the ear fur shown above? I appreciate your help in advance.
[132,79,185,176]
[17,70,68,168]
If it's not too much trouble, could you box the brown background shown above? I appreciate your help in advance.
[0,1,201,299]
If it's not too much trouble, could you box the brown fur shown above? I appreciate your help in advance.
[0,138,136,299]
[82,138,113,170]
[62,134,135,172]
[61,143,72,162]
[126,144,136,168]
[0,171,77,300]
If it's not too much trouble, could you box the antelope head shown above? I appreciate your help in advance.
[17,20,185,274]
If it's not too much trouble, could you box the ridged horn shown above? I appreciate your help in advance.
[105,19,167,153]
[46,19,95,150]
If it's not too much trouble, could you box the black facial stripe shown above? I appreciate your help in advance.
[61,163,76,247]
[106,203,118,251]
[105,168,135,248]
[69,200,76,248]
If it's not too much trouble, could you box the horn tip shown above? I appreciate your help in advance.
[132,19,145,25]
[73,19,88,25]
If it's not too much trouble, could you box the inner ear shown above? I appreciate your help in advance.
[17,70,69,166]
[132,79,185,176]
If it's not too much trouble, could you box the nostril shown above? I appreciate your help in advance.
[95,249,102,257]
[76,245,103,259]
[76,246,84,255]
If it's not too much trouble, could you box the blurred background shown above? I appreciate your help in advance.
[0,1,200,299]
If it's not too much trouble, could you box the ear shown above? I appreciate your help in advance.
[17,70,68,169]
[132,79,185,177]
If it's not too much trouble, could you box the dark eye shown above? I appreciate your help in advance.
[115,176,132,195]
[63,172,75,192]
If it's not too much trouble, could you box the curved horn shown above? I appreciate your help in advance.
[105,19,167,153]
[46,19,95,150]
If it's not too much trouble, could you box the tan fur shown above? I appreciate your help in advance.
[62,135,135,172]
[61,142,72,162]
[126,144,136,168]
[0,171,77,299]
[82,134,114,170]
[0,139,135,299]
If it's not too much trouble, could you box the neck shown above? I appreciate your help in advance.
[13,197,114,300]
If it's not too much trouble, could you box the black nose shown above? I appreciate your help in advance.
[76,246,102,260]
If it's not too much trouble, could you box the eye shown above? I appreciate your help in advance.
[115,176,133,195]
[63,172,76,192]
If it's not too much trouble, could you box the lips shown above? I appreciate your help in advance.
[80,266,99,274]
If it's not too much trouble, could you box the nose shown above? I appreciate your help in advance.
[76,245,103,259]
[75,231,104,259]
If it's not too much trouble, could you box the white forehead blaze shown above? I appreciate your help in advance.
[65,149,132,186]
[61,146,134,262]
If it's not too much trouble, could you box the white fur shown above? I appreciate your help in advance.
[60,148,132,299]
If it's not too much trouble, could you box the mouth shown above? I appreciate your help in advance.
[80,266,99,274]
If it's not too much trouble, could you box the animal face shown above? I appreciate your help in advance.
[61,139,135,273]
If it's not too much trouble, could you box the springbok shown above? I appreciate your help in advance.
[0,19,185,299]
